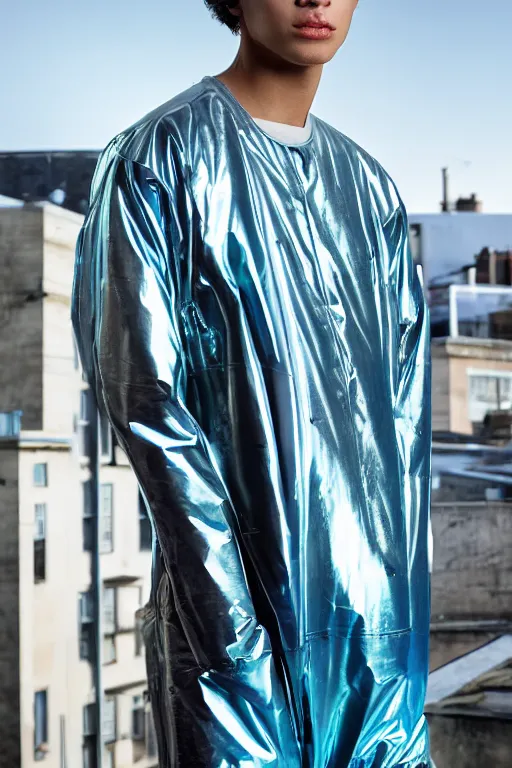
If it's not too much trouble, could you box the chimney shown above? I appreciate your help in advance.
[455,194,482,213]
[441,167,450,213]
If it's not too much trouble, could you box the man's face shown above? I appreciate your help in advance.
[233,0,358,67]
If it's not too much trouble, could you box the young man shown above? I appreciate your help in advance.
[72,1,432,766]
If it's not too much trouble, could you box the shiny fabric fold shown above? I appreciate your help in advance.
[71,75,432,767]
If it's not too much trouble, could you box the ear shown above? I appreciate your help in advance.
[227,1,242,18]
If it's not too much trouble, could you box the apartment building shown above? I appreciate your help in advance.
[432,336,512,434]
[0,199,156,768]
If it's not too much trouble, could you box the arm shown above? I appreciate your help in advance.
[386,199,432,633]
[71,148,298,763]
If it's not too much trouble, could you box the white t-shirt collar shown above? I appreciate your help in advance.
[253,114,312,146]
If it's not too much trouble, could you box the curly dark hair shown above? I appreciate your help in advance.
[204,0,241,35]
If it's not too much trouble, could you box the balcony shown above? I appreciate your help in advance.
[430,282,512,341]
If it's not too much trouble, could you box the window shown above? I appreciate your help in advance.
[100,415,113,463]
[146,710,157,759]
[82,741,96,768]
[78,390,91,458]
[34,689,48,760]
[0,410,21,437]
[83,704,96,737]
[34,504,46,583]
[73,334,80,371]
[132,696,145,741]
[79,626,92,662]
[99,484,113,553]
[103,587,116,634]
[135,614,144,657]
[103,697,116,744]
[79,592,94,661]
[33,463,48,487]
[80,591,94,623]
[83,481,94,552]
[132,695,157,761]
[35,503,46,540]
[82,703,96,768]
[103,635,116,665]
[468,371,512,424]
[80,390,89,421]
[139,492,152,551]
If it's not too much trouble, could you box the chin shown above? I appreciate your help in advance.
[287,47,338,67]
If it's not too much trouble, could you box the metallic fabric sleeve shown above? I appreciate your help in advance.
[72,76,432,768]
[72,151,301,767]
[391,203,432,633]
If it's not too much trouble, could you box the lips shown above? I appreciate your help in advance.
[294,16,336,31]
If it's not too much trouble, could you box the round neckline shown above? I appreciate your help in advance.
[253,115,312,145]
[202,75,315,149]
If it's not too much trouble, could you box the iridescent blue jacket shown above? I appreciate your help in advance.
[72,75,432,768]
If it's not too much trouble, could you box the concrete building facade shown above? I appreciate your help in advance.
[432,337,512,435]
[0,202,156,768]
[428,502,512,767]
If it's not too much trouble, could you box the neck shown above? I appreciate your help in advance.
[215,38,322,128]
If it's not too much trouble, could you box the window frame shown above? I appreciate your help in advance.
[135,613,144,657]
[468,368,512,424]
[34,504,47,583]
[33,463,48,487]
[79,591,94,624]
[99,484,114,554]
[146,709,157,758]
[82,480,94,552]
[34,689,48,760]
[34,503,47,541]
[103,586,116,634]
[79,625,92,662]
[82,703,96,737]
[103,696,117,745]
[138,492,153,552]
[100,414,114,463]
[78,389,91,459]
[131,695,145,741]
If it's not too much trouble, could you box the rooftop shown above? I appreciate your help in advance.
[426,635,512,719]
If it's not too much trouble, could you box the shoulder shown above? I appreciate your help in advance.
[90,79,214,196]
[313,117,404,227]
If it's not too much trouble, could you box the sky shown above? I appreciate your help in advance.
[1,0,511,213]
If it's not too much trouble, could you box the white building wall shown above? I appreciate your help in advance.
[42,203,83,436]
[19,445,90,768]
[8,203,155,767]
